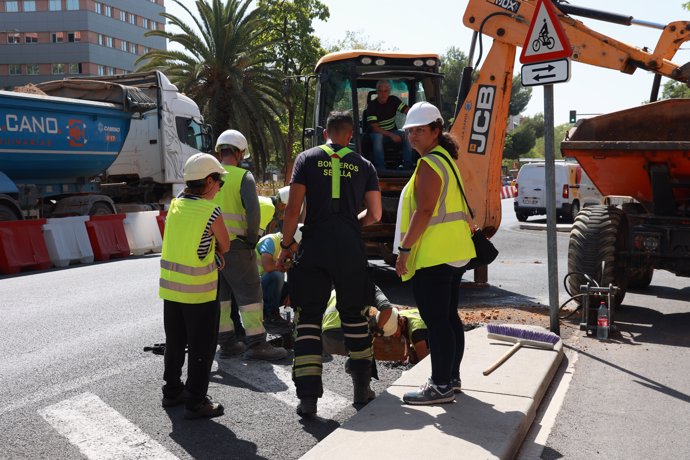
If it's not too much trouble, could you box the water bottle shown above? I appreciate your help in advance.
[597,301,609,340]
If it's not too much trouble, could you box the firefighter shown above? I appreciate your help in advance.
[159,153,229,419]
[213,129,287,361]
[278,111,382,417]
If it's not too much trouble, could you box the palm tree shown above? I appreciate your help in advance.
[136,0,285,173]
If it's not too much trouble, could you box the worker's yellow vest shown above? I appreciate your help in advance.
[322,290,341,332]
[256,232,281,276]
[159,198,218,304]
[259,196,275,235]
[398,146,475,282]
[212,165,247,240]
[399,308,426,342]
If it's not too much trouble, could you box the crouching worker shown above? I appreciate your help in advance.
[159,153,230,420]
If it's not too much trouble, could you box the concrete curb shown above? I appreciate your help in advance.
[301,327,564,460]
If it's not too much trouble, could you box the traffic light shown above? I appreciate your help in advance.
[569,110,577,123]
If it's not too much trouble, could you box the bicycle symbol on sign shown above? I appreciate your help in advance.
[532,19,555,52]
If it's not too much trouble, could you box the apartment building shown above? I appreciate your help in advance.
[0,0,166,89]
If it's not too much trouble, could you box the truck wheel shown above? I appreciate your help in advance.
[627,267,653,289]
[567,205,628,307]
[516,212,528,222]
[0,203,20,221]
[566,200,580,224]
[89,202,114,216]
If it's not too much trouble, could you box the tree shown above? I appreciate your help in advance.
[509,76,532,116]
[661,80,690,99]
[136,0,285,172]
[439,47,468,123]
[326,30,387,52]
[257,0,329,180]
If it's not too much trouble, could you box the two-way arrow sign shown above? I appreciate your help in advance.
[521,58,570,87]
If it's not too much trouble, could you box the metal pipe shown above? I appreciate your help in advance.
[552,1,665,30]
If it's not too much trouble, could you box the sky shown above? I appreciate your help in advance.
[166,1,690,125]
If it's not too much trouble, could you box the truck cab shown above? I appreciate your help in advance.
[305,51,443,263]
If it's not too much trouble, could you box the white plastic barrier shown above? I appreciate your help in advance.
[123,211,163,255]
[42,216,95,267]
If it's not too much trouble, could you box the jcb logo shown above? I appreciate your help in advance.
[490,0,521,13]
[468,85,495,155]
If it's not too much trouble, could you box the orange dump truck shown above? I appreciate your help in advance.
[562,99,690,306]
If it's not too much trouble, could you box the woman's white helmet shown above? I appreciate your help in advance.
[215,129,250,159]
[403,102,444,129]
[183,153,227,182]
[376,307,400,337]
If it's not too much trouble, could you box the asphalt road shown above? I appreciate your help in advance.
[1,200,688,459]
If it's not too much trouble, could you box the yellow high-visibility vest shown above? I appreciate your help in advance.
[256,232,281,276]
[259,196,275,235]
[398,146,475,281]
[213,165,247,240]
[159,198,218,303]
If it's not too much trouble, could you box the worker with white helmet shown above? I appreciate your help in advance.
[394,101,475,405]
[212,129,287,361]
[159,153,230,419]
[255,224,303,332]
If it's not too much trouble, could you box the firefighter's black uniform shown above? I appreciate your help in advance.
[288,142,380,403]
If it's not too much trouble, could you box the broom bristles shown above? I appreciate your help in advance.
[486,324,560,349]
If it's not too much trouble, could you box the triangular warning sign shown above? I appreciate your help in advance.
[520,0,572,64]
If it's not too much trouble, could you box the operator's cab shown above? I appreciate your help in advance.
[306,51,443,177]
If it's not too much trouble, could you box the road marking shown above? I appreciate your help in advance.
[0,357,152,417]
[39,392,177,460]
[517,349,579,459]
[216,359,351,419]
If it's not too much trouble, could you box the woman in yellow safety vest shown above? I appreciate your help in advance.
[159,153,230,420]
[394,102,475,405]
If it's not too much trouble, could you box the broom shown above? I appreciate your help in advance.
[483,324,561,376]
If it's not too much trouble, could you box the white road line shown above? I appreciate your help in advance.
[216,359,351,419]
[39,392,178,460]
[0,357,152,417]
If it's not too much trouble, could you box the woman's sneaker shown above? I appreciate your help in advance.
[184,397,224,420]
[451,378,462,394]
[402,378,455,405]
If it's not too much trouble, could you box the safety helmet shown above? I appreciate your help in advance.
[183,153,227,182]
[402,102,444,129]
[376,307,400,337]
[294,224,304,244]
[278,185,290,203]
[215,129,250,159]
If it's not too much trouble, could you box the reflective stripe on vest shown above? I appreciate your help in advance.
[212,165,248,240]
[159,198,218,303]
[398,146,475,281]
[318,144,352,199]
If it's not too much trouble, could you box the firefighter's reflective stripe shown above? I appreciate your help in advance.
[318,144,352,199]
[293,354,323,378]
[397,146,475,281]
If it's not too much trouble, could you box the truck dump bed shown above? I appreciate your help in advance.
[561,99,690,210]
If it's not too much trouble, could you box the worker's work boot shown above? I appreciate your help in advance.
[219,341,245,358]
[296,397,318,417]
[244,341,288,361]
[351,368,374,406]
[263,311,292,335]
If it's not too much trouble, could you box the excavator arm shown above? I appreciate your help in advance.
[453,0,690,237]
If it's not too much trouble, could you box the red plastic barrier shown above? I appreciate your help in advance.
[0,219,52,274]
[85,214,130,261]
[156,210,167,238]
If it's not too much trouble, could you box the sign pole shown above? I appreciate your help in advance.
[543,84,560,335]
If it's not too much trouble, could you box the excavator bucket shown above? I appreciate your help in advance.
[561,99,690,211]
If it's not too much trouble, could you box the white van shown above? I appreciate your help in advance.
[513,160,603,223]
